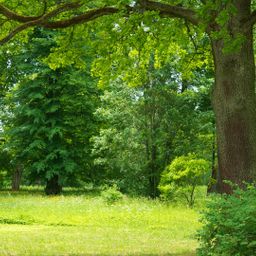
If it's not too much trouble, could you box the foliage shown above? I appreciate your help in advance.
[1,29,100,191]
[92,64,214,198]
[0,170,9,189]
[101,184,123,204]
[90,11,211,88]
[92,81,149,196]
[197,185,256,256]
[159,154,210,207]
[0,2,214,195]
[0,137,12,188]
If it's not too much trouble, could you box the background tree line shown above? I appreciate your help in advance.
[0,2,256,255]
[0,28,214,196]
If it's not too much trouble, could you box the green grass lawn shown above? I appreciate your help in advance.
[0,189,202,256]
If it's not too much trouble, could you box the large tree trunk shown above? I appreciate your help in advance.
[210,3,256,193]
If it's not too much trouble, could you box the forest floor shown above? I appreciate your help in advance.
[0,187,205,256]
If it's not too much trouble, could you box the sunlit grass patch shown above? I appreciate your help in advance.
[0,189,201,255]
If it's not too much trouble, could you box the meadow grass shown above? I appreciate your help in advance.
[0,187,204,256]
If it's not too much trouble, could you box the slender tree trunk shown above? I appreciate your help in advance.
[45,175,62,195]
[207,124,219,193]
[210,4,256,193]
[149,144,158,198]
[12,164,23,191]
[144,86,160,198]
[145,131,159,198]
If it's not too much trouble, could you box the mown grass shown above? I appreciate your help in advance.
[0,187,205,256]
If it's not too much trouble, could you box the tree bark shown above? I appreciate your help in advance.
[45,175,62,195]
[149,144,158,198]
[210,2,256,193]
[144,86,160,199]
[12,164,23,191]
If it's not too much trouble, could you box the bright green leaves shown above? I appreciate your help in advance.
[0,0,46,16]
[0,0,45,45]
[211,29,246,54]
[198,0,246,54]
[159,154,210,206]
[0,0,212,84]
[91,11,159,87]
[43,27,89,70]
[78,0,132,8]
[211,2,245,54]
[215,7,236,27]
[90,9,211,88]
[46,49,85,70]
[161,155,210,185]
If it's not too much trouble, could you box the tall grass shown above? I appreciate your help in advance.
[0,187,204,255]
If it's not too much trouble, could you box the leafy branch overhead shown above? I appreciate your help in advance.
[0,0,200,45]
[2,0,256,46]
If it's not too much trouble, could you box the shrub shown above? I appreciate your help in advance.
[197,185,256,255]
[159,154,210,207]
[101,184,123,204]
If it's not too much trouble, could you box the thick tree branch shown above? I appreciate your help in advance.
[0,4,43,22]
[0,7,118,45]
[42,7,118,29]
[0,2,82,22]
[0,0,199,45]
[41,2,83,21]
[0,21,38,45]
[0,1,85,45]
[138,0,199,25]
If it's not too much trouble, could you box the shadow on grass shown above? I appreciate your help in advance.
[0,186,102,197]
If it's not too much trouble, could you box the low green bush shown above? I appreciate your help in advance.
[197,185,256,255]
[101,184,123,204]
[159,154,210,207]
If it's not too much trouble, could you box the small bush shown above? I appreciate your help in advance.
[101,184,123,204]
[159,154,210,207]
[197,185,256,256]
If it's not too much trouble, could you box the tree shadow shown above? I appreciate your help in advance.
[0,186,101,197]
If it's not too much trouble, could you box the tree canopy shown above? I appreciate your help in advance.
[1,0,256,194]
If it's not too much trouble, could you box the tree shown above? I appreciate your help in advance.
[159,154,210,207]
[92,81,150,196]
[2,28,100,194]
[92,66,213,197]
[0,46,24,191]
[0,0,256,193]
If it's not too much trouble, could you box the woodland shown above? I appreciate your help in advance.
[0,1,256,255]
